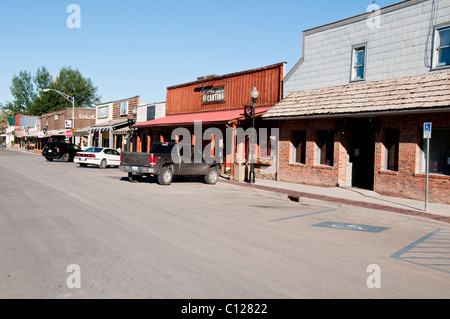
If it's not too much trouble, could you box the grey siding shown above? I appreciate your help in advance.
[284,0,450,97]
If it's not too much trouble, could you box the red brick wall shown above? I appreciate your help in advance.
[278,119,343,187]
[374,112,450,204]
[277,112,450,204]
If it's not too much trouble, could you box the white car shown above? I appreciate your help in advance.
[74,147,121,169]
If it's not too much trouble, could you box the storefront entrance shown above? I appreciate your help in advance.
[345,118,376,190]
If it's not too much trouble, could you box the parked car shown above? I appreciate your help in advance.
[42,141,81,162]
[120,142,221,185]
[74,147,121,169]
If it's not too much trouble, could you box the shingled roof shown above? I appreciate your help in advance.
[263,71,450,119]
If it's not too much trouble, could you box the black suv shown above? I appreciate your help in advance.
[42,141,81,162]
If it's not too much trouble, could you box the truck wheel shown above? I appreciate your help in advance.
[99,159,107,169]
[204,167,219,185]
[128,173,142,183]
[158,166,173,185]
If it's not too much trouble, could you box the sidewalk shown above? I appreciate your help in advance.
[220,177,450,224]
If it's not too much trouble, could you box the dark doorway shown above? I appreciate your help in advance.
[345,118,376,190]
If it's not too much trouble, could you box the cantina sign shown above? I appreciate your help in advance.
[202,86,225,104]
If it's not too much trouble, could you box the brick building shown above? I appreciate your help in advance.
[41,107,96,149]
[89,96,140,150]
[263,0,450,204]
[41,107,96,138]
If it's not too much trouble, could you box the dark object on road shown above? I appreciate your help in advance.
[42,141,81,162]
[120,142,221,185]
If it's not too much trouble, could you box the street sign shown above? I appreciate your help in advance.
[65,130,73,138]
[423,122,432,211]
[244,105,253,120]
[424,122,432,139]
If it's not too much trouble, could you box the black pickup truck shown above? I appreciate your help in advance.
[119,142,221,185]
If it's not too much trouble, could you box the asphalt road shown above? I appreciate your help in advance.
[0,149,449,299]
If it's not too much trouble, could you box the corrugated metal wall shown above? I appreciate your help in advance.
[166,63,284,115]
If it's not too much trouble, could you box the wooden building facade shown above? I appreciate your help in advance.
[133,63,285,180]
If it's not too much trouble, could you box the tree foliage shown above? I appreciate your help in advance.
[0,106,9,132]
[7,70,35,115]
[2,66,101,117]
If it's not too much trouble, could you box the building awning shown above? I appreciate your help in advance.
[112,126,132,135]
[263,71,450,120]
[90,118,134,132]
[46,130,66,137]
[133,106,273,129]
[74,127,91,135]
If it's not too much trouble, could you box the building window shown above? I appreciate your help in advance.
[147,105,156,121]
[98,106,109,119]
[351,45,366,81]
[317,131,334,166]
[385,129,399,171]
[433,26,450,68]
[293,130,306,164]
[120,102,129,116]
[420,128,450,176]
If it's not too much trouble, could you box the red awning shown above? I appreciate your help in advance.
[132,106,272,128]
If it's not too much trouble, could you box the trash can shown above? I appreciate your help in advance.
[233,160,246,182]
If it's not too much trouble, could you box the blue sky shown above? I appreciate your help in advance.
[0,0,400,106]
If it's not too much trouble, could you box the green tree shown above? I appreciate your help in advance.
[28,66,54,116]
[49,66,101,110]
[5,70,35,115]
[6,66,101,116]
[0,105,9,132]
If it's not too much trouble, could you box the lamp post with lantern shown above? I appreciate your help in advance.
[249,87,259,184]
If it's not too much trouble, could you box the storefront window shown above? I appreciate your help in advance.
[293,131,306,164]
[385,129,399,171]
[317,130,334,166]
[420,128,450,176]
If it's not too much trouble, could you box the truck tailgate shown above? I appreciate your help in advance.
[121,152,150,167]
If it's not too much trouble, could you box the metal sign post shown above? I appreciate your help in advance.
[423,123,432,211]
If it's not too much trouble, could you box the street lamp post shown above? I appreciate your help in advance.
[249,87,259,184]
[43,89,75,143]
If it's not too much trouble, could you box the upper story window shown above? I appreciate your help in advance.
[351,45,366,82]
[98,106,109,119]
[120,101,129,116]
[433,26,450,68]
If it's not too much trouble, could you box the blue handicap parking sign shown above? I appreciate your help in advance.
[424,122,432,139]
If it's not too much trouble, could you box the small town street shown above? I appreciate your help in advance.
[0,149,449,299]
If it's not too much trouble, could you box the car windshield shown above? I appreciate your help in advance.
[84,147,103,153]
